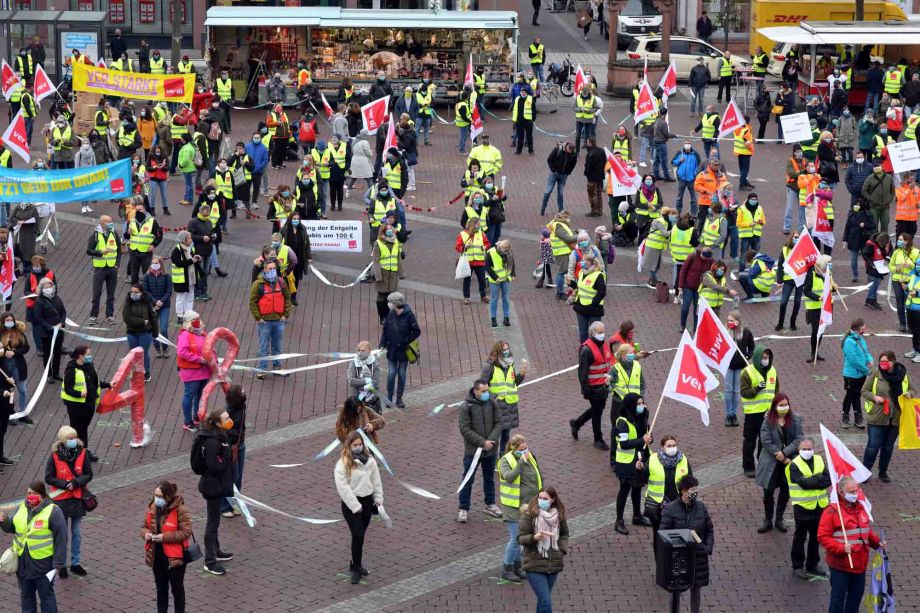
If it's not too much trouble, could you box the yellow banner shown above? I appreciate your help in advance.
[898,395,920,449]
[71,62,194,103]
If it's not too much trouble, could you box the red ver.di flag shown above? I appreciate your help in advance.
[819,423,874,519]
[2,108,30,164]
[470,104,484,141]
[694,296,739,376]
[662,330,720,425]
[604,147,641,189]
[633,82,657,124]
[361,95,390,136]
[782,231,820,287]
[1,60,21,101]
[0,231,15,300]
[384,114,397,152]
[574,64,587,95]
[718,99,745,138]
[32,64,56,103]
[320,91,334,120]
[813,201,835,248]
[658,62,678,98]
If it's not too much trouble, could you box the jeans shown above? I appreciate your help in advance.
[535,65,544,82]
[784,187,799,233]
[489,281,511,319]
[127,331,153,375]
[204,496,223,565]
[221,444,246,513]
[257,320,285,371]
[829,568,866,613]
[639,136,651,164]
[691,85,706,113]
[6,361,27,412]
[893,282,907,327]
[724,367,741,417]
[576,312,600,344]
[676,180,697,216]
[458,125,470,152]
[386,358,408,401]
[458,452,496,511]
[149,180,168,213]
[18,574,57,613]
[541,172,567,213]
[680,288,699,332]
[183,172,194,203]
[317,177,329,215]
[416,114,431,144]
[738,154,751,185]
[727,224,739,260]
[503,520,521,565]
[863,424,898,475]
[739,237,761,267]
[65,515,83,566]
[653,143,671,179]
[864,91,881,113]
[526,572,558,613]
[181,379,207,426]
[154,307,170,350]
[153,553,186,613]
[24,117,33,145]
[778,281,803,328]
[702,140,719,161]
[486,222,503,246]
[867,276,881,301]
[849,249,860,280]
[575,122,595,151]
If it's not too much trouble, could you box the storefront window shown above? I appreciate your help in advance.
[707,0,750,39]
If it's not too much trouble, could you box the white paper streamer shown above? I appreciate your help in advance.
[394,478,440,500]
[309,262,374,288]
[234,490,340,525]
[63,328,127,343]
[358,429,393,476]
[456,447,483,494]
[10,326,58,420]
[377,505,393,528]
[233,485,256,527]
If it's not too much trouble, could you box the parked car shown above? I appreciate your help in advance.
[626,36,752,81]
[617,0,662,50]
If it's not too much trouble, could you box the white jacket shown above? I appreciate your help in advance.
[334,455,384,513]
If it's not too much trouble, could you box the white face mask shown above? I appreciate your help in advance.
[844,492,859,503]
[799,449,814,461]
[593,333,605,342]
[150,263,161,272]
[663,446,678,457]
[42,287,54,297]
[760,358,770,367]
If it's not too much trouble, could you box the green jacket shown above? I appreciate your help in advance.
[518,507,569,574]
[177,142,197,174]
[248,277,292,321]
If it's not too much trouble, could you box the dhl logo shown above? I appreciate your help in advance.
[770,14,809,22]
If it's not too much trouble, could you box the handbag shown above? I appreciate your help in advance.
[405,338,421,365]
[577,9,592,27]
[0,547,18,574]
[771,104,784,115]
[183,532,202,563]
[82,488,98,513]
[455,254,471,279]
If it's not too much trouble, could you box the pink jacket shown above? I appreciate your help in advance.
[176,329,212,382]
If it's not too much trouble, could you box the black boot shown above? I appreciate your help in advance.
[503,317,511,327]
[349,562,361,584]
[757,519,774,533]
[513,560,527,579]
[614,519,629,535]
[501,564,522,583]
[216,268,229,278]
[491,317,498,328]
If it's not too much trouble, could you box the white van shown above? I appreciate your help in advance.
[617,0,662,50]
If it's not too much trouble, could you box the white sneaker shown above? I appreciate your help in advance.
[85,205,93,213]
[457,509,468,523]
[905,350,918,359]
[407,185,416,191]
[639,162,648,168]
[483,504,504,518]
[912,354,920,364]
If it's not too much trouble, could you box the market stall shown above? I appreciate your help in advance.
[204,6,518,107]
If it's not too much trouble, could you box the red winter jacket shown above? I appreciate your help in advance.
[817,501,881,573]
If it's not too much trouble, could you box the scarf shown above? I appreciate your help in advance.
[640,183,655,201]
[535,508,560,558]
[657,449,684,470]
[353,354,376,378]
[880,363,906,404]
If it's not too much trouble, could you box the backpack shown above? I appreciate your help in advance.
[208,120,222,141]
[190,434,207,475]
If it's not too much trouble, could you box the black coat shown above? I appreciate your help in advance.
[187,216,214,259]
[583,146,607,183]
[843,209,875,251]
[196,428,233,499]
[122,292,159,336]
[613,394,649,481]
[379,306,421,363]
[62,360,105,410]
[0,323,29,380]
[32,295,66,339]
[659,498,715,587]
[280,224,311,273]
[547,145,577,175]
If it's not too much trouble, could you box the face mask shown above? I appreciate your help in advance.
[664,446,678,457]
[844,492,859,504]
[352,445,364,455]
[591,333,606,342]
[473,198,483,206]
[479,391,490,402]
[800,449,814,461]
[292,219,301,226]
[502,350,511,358]
[879,361,892,371]
[855,156,864,164]
[807,167,816,174]
[668,215,677,223]
[207,194,216,201]
[385,230,395,239]
[221,418,234,430]
[683,145,691,152]
[65,439,78,449]
[844,110,851,116]
[715,269,724,278]
[154,496,167,508]
[727,320,738,329]
[379,189,389,197]
[378,76,385,81]
[794,152,803,159]
[42,287,54,297]
[484,183,494,190]
[130,292,141,301]
[578,240,590,249]
[271,241,281,249]
[150,263,161,272]
[880,130,888,135]
[537,499,551,511]
[761,358,770,367]
[777,406,790,415]
[701,250,712,259]
[749,199,759,206]
[25,494,41,507]
[687,491,698,504]
[644,179,653,187]
[3,320,13,329]
[898,239,906,248]
[253,137,260,143]
[636,405,646,414]
[281,191,291,198]
[264,269,278,282]
[106,222,115,231]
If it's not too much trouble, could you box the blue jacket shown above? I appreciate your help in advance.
[671,149,701,182]
[245,141,269,174]
[510,82,534,106]
[142,271,173,303]
[841,331,872,378]
[379,305,421,363]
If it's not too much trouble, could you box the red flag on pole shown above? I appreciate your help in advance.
[819,423,874,519]
[633,82,657,124]
[470,104,484,141]
[0,231,15,300]
[320,91,334,120]
[718,99,745,138]
[574,64,587,95]
[662,330,720,425]
[636,238,646,273]
[658,62,678,98]
[782,232,820,287]
[97,58,106,69]
[813,195,836,248]
[464,53,474,88]
[360,95,390,136]
[32,64,56,103]
[694,297,739,376]
[817,272,834,340]
[1,60,21,101]
[383,114,397,152]
[604,147,641,189]
[2,108,30,164]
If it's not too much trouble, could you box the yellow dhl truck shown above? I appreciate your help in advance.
[750,0,906,69]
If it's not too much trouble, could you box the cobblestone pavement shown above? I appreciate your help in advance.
[0,9,918,610]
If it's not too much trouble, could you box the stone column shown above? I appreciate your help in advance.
[606,0,626,93]
[653,0,675,64]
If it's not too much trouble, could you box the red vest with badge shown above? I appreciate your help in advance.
[50,449,87,500]
[257,280,285,316]
[582,338,612,386]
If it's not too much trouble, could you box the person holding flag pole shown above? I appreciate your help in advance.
[803,254,834,363]
[860,350,912,483]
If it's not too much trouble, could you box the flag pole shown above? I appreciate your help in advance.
[830,271,848,311]
[648,393,666,433]
[835,497,855,569]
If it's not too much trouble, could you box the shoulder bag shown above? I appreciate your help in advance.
[183,532,202,563]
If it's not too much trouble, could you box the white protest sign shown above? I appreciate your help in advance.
[888,140,920,174]
[779,112,813,144]
[305,221,363,253]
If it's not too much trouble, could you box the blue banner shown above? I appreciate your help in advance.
[0,159,132,203]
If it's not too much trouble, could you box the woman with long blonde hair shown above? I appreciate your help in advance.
[334,431,384,585]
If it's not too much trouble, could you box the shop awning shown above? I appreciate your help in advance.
[757,20,920,45]
[204,6,517,30]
